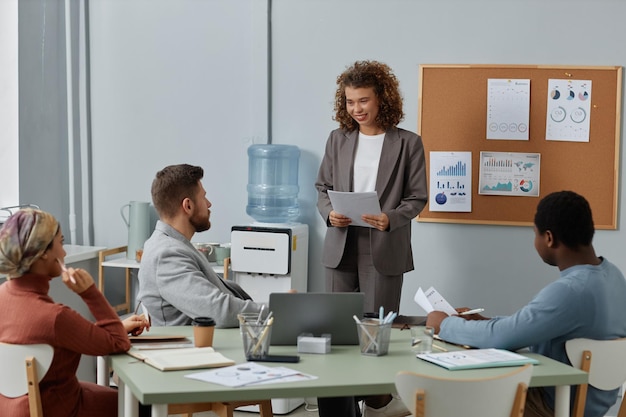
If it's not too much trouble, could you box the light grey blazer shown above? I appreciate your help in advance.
[137,221,263,328]
[315,127,428,276]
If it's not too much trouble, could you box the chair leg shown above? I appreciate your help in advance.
[25,357,43,417]
[212,402,235,417]
[258,399,274,417]
[572,350,592,417]
[617,396,626,417]
[414,389,425,417]
[510,383,528,417]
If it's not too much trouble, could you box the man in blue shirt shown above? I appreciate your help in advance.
[427,191,626,417]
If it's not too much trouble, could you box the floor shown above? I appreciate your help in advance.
[171,395,625,417]
[169,400,320,417]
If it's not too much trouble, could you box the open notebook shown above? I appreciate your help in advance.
[127,347,235,371]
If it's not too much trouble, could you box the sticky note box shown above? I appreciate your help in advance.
[297,334,331,354]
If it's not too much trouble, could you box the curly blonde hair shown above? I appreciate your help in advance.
[333,60,404,131]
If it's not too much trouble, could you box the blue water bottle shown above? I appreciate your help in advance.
[246,144,300,223]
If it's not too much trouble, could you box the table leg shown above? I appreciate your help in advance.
[151,404,168,417]
[97,355,110,386]
[122,381,139,417]
[553,385,571,417]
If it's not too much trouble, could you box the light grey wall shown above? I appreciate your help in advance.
[270,0,626,315]
[88,0,269,250]
[21,0,625,318]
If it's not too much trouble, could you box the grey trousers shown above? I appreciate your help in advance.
[325,227,403,314]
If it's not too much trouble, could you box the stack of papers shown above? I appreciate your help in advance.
[327,191,381,228]
[417,348,538,370]
[127,347,235,371]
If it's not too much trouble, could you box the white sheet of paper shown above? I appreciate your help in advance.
[414,286,457,316]
[185,362,316,387]
[327,191,381,228]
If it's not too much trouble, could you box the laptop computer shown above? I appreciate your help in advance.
[268,292,365,345]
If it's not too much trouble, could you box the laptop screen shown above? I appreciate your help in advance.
[268,292,365,345]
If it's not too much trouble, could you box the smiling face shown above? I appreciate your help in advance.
[345,86,384,135]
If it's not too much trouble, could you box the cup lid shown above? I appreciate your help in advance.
[192,317,216,326]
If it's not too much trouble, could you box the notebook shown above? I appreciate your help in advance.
[416,348,538,370]
[268,292,365,345]
[127,347,235,371]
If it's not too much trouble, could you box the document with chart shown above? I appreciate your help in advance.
[417,348,538,370]
[478,151,540,197]
[429,151,472,212]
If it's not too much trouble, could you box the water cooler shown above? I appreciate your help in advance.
[231,223,308,304]
[231,144,309,414]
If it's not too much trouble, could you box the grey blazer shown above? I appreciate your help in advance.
[315,127,428,276]
[137,221,263,328]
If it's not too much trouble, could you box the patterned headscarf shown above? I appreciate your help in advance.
[0,208,59,278]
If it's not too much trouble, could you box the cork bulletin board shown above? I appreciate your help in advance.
[417,64,622,229]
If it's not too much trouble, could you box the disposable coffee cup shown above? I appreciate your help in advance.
[192,317,216,347]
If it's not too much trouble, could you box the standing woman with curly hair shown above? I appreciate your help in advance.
[315,61,427,417]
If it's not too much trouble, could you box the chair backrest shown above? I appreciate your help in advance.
[0,343,54,417]
[565,338,626,417]
[395,364,533,417]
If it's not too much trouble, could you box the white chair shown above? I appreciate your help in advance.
[395,363,532,417]
[0,343,54,417]
[565,338,626,417]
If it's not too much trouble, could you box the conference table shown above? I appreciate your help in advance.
[110,326,588,417]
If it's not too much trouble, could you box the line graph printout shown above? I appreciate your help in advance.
[478,151,540,197]
[486,79,530,140]
[429,151,471,212]
[546,79,592,142]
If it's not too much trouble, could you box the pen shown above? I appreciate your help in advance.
[383,311,397,324]
[432,343,448,352]
[460,308,484,316]
[252,317,274,355]
[257,305,265,324]
[379,306,384,322]
[57,259,76,284]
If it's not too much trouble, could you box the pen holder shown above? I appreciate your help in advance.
[356,319,392,356]
[240,320,273,360]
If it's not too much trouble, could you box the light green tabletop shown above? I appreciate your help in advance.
[110,325,588,407]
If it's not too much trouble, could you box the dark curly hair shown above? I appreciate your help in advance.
[151,164,204,218]
[333,60,404,131]
[534,190,595,249]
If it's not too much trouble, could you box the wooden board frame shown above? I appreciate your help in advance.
[417,64,622,229]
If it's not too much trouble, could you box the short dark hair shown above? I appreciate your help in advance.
[333,60,404,131]
[534,190,594,248]
[151,164,204,218]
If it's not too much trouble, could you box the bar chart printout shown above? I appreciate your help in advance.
[429,151,471,212]
[478,151,540,197]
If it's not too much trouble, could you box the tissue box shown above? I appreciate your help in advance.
[297,333,331,354]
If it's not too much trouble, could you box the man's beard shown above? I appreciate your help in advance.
[190,212,210,233]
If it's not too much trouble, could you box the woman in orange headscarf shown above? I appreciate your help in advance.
[0,208,149,417]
